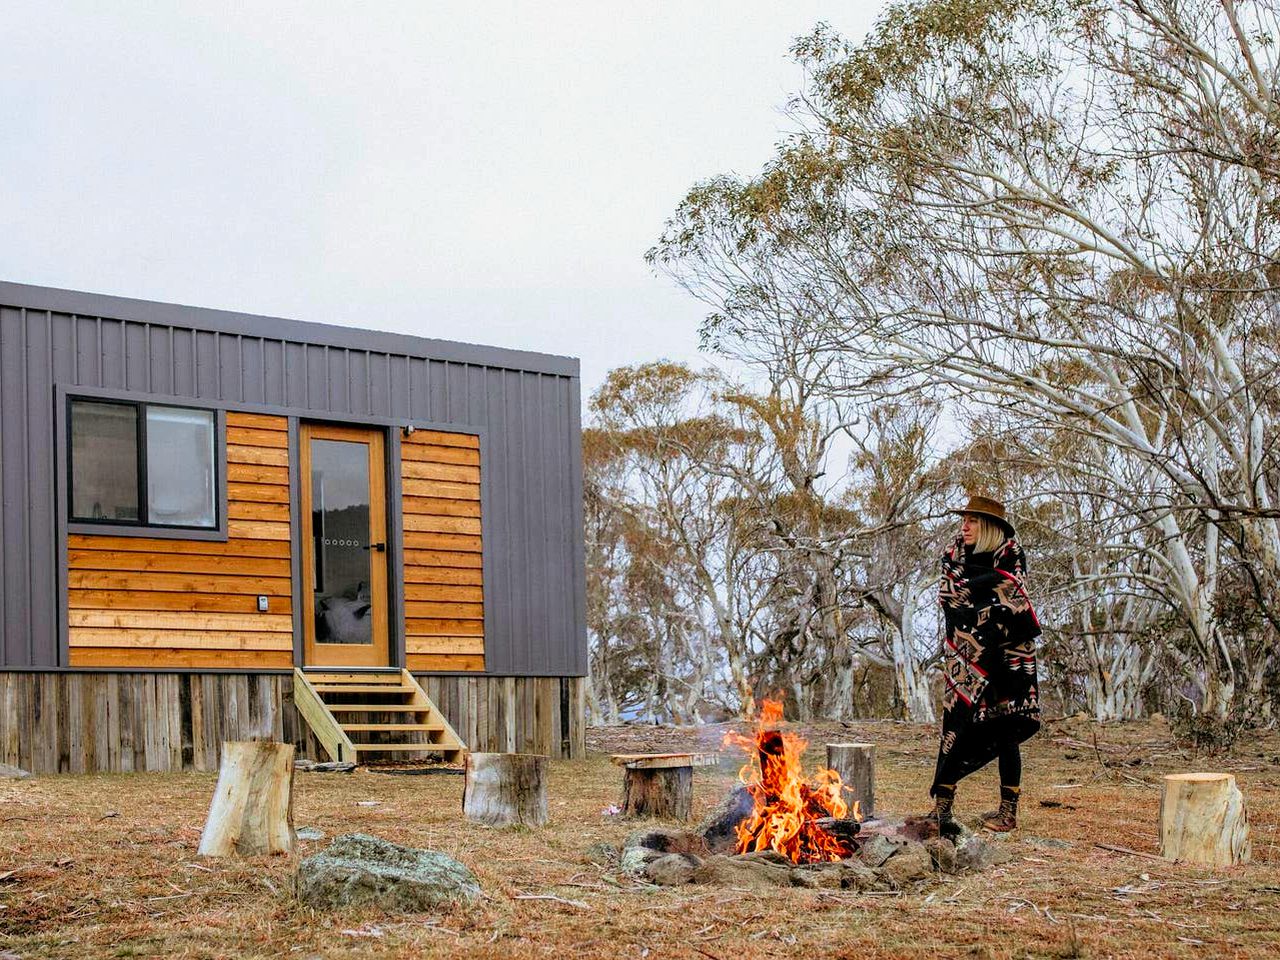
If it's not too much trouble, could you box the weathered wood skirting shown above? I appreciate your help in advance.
[0,671,585,773]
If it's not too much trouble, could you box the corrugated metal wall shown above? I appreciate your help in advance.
[0,282,587,676]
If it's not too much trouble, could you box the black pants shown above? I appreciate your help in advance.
[931,733,1024,793]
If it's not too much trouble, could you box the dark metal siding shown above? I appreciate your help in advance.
[0,282,586,676]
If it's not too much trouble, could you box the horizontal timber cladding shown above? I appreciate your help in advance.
[0,283,585,676]
[0,671,586,773]
[66,413,293,669]
[401,429,486,672]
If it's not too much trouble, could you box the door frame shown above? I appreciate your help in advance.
[298,421,391,668]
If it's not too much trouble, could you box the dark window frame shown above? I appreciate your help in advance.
[66,395,226,538]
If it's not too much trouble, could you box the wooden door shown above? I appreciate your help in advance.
[299,423,390,668]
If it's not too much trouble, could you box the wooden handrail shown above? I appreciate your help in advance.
[401,669,468,764]
[292,668,357,763]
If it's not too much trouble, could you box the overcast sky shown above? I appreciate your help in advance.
[1,3,883,401]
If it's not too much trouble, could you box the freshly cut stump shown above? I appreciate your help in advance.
[1159,772,1251,866]
[462,752,548,827]
[621,762,693,822]
[198,740,295,857]
[826,743,875,817]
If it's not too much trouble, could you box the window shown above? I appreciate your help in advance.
[69,398,218,530]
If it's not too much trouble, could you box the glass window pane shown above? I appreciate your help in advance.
[146,406,216,527]
[310,438,373,645]
[70,401,139,521]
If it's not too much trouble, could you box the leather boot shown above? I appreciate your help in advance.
[928,783,958,832]
[981,785,1020,832]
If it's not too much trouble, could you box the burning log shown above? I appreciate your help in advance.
[826,743,875,818]
[722,700,861,864]
[462,752,549,827]
[813,817,861,846]
[1159,773,1251,866]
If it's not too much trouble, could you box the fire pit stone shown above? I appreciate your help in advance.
[609,807,1016,890]
[858,833,907,868]
[878,843,934,886]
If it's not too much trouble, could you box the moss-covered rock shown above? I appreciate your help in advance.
[296,833,480,912]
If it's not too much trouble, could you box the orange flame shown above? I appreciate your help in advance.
[722,699,861,864]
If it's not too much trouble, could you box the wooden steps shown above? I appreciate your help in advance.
[292,668,467,764]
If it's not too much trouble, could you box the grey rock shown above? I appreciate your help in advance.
[584,841,619,866]
[296,826,326,841]
[954,833,1014,872]
[735,849,793,867]
[858,833,905,868]
[697,785,753,852]
[690,854,797,889]
[878,842,934,887]
[924,837,958,874]
[791,863,845,890]
[837,860,884,891]
[619,845,665,877]
[622,827,709,857]
[0,763,31,779]
[296,833,480,911]
[791,860,881,891]
[642,852,701,886]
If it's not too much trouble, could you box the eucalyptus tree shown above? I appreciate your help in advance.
[651,0,1280,721]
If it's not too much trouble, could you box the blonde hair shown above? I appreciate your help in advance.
[969,514,1007,553]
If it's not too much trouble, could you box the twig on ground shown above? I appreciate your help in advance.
[513,893,590,909]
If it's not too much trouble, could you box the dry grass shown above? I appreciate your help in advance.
[2,716,1277,959]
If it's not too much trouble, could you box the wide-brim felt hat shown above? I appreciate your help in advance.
[950,494,1015,538]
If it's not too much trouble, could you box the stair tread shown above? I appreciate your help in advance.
[315,684,415,693]
[350,742,451,752]
[302,675,401,686]
[324,704,432,712]
[340,723,444,732]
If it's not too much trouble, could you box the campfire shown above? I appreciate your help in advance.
[722,699,862,864]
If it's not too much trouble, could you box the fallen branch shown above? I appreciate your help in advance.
[1094,843,1172,862]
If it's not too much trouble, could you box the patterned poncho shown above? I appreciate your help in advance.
[934,535,1042,783]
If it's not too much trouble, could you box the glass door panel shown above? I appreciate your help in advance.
[300,424,388,667]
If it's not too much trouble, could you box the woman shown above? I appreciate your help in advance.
[928,494,1041,832]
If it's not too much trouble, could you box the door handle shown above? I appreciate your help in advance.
[364,542,386,552]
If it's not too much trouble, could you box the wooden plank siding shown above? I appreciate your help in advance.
[400,430,486,672]
[66,413,293,669]
[0,672,585,772]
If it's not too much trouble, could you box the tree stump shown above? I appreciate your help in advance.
[1159,772,1251,866]
[462,752,548,827]
[826,743,875,818]
[198,740,296,857]
[620,757,693,821]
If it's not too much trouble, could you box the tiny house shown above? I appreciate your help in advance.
[0,282,587,772]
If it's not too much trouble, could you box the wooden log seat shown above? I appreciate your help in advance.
[611,753,717,822]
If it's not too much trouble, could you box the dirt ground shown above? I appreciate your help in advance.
[1,716,1277,959]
